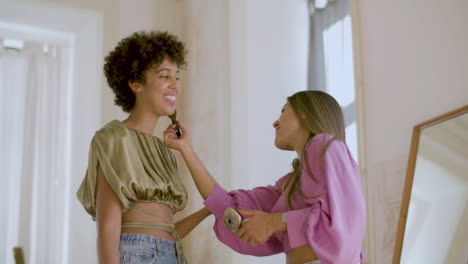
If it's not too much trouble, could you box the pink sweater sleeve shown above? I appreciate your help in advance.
[204,178,286,256]
[286,135,366,264]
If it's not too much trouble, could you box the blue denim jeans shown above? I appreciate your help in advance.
[120,233,186,264]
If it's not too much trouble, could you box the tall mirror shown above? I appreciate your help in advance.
[393,105,468,264]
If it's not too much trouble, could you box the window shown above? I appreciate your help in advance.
[308,0,358,160]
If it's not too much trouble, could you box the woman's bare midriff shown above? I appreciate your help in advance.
[286,244,318,264]
[121,202,175,240]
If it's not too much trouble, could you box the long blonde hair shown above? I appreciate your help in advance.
[282,91,346,209]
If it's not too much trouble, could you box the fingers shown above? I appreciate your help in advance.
[178,121,186,130]
[164,122,189,139]
[236,225,259,246]
[164,124,179,137]
[164,124,175,133]
[172,123,185,137]
[236,227,245,237]
[248,237,257,246]
[164,126,177,138]
[237,209,256,216]
[238,229,255,245]
[240,233,258,246]
[177,121,188,135]
[163,128,179,145]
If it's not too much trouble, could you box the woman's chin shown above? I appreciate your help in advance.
[158,106,176,116]
[275,141,294,151]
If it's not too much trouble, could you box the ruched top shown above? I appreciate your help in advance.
[77,120,188,220]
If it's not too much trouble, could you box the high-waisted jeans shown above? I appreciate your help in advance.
[119,233,186,264]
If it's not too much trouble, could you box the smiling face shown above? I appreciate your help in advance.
[130,58,180,117]
[272,102,310,153]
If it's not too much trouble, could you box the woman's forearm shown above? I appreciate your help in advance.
[179,145,217,199]
[176,207,212,238]
[97,228,120,264]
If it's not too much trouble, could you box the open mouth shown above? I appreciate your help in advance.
[164,95,176,104]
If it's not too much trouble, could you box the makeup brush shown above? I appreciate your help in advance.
[168,110,181,138]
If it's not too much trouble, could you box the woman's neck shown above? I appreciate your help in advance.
[295,135,310,156]
[122,110,159,136]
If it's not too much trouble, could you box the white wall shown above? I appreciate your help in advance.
[180,1,232,262]
[181,0,309,263]
[245,0,309,189]
[355,0,468,262]
[243,2,309,262]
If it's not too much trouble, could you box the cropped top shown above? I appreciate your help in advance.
[76,120,188,220]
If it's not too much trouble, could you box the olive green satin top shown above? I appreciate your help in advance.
[77,120,188,219]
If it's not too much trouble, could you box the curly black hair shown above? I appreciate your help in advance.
[103,31,187,112]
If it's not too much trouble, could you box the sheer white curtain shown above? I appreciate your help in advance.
[0,41,71,264]
[308,0,358,160]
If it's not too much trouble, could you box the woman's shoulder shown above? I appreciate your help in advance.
[92,120,129,143]
[301,134,358,192]
[306,133,346,154]
[305,134,357,176]
[95,119,127,136]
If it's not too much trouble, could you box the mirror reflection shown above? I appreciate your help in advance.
[401,113,468,264]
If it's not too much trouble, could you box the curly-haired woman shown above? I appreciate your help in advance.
[77,31,210,264]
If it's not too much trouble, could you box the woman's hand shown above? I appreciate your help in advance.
[235,209,284,246]
[163,121,191,152]
[164,121,217,199]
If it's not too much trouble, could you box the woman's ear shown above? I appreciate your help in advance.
[128,80,143,93]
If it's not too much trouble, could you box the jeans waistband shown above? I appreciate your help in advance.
[120,233,176,252]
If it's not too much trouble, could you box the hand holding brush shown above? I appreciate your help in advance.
[168,110,181,138]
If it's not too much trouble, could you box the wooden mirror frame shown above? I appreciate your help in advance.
[392,104,468,263]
